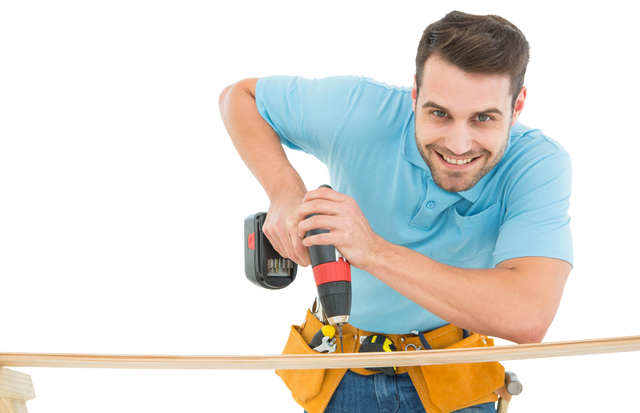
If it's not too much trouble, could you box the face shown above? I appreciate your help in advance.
[412,56,526,192]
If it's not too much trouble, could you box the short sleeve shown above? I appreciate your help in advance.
[255,76,362,164]
[493,148,573,266]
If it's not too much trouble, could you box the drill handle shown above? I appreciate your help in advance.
[305,185,340,268]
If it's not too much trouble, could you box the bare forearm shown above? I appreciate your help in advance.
[362,238,570,343]
[218,78,306,199]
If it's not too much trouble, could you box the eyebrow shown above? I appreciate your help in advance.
[421,100,504,117]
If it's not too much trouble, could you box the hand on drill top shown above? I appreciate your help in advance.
[297,186,383,271]
[263,189,311,267]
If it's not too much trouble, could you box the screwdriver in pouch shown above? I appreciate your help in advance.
[305,185,352,353]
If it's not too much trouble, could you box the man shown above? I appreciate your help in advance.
[219,11,572,413]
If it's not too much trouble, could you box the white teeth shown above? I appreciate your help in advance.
[444,156,473,165]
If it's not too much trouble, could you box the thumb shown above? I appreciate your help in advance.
[300,247,311,270]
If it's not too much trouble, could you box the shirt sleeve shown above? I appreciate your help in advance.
[493,144,574,266]
[255,75,362,164]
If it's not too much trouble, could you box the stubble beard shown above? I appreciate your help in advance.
[414,129,509,193]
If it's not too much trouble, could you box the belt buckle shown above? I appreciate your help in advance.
[404,343,422,351]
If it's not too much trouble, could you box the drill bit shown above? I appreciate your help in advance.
[337,324,344,353]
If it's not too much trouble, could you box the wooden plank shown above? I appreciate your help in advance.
[0,335,638,370]
[0,369,35,401]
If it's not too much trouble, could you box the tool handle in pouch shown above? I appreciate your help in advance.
[309,325,337,353]
[359,335,397,376]
[505,371,523,395]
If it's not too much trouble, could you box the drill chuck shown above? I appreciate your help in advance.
[318,284,351,325]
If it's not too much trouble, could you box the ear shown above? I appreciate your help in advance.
[411,74,418,113]
[511,86,527,127]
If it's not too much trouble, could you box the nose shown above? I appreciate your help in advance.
[444,123,473,155]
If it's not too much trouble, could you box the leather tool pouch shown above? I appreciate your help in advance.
[275,310,349,413]
[277,310,502,413]
[420,332,504,413]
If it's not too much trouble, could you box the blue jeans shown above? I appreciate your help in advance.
[306,370,496,413]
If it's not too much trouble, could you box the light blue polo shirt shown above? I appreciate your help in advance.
[256,75,573,334]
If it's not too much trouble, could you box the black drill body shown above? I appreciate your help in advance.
[304,184,352,350]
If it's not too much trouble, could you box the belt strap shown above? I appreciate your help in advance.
[411,329,469,350]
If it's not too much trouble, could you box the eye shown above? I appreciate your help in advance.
[433,110,447,118]
[476,114,491,122]
[431,110,493,123]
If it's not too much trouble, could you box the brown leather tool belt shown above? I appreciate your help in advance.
[276,309,504,413]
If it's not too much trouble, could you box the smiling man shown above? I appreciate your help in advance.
[220,11,572,413]
[414,57,519,193]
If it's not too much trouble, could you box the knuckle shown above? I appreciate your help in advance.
[294,244,305,256]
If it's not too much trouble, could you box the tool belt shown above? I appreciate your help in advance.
[276,309,504,413]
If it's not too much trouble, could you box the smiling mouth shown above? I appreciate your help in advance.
[437,152,482,165]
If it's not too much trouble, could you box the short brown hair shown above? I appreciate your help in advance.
[415,11,530,108]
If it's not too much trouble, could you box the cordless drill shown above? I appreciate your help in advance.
[240,182,351,351]
[304,213,351,351]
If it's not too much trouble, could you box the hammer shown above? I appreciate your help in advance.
[496,371,523,413]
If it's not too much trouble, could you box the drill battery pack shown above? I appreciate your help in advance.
[244,212,298,289]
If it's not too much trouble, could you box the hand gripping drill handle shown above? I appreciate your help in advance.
[305,185,352,346]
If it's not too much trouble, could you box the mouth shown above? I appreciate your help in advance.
[434,151,484,170]
[436,151,483,167]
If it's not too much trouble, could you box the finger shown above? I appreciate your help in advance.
[297,201,323,222]
[263,213,293,258]
[289,223,310,267]
[281,245,303,267]
[289,231,311,267]
[302,187,345,205]
[263,224,287,259]
[298,214,326,238]
[279,224,305,267]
